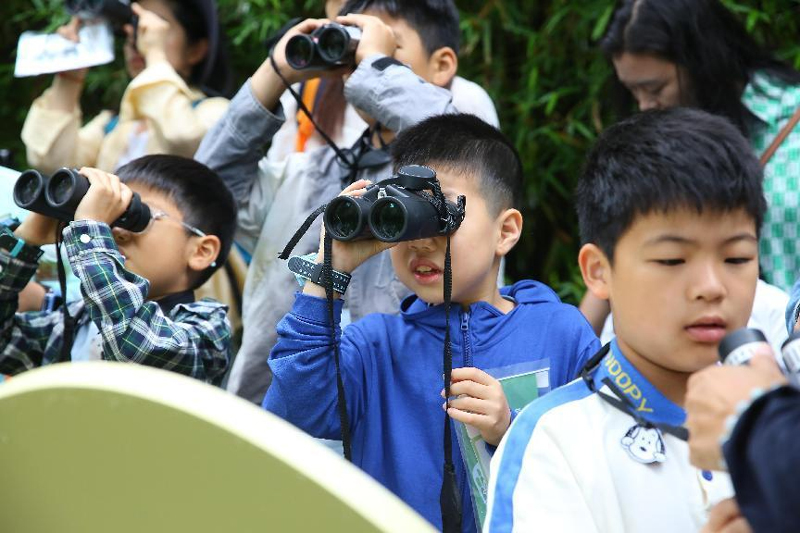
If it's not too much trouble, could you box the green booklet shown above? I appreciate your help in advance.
[454,359,551,530]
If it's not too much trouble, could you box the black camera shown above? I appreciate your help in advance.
[14,168,151,232]
[285,23,361,71]
[65,0,135,31]
[323,165,466,243]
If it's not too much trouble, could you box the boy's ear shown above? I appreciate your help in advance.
[578,243,611,300]
[495,208,523,257]
[188,235,222,273]
[429,46,457,88]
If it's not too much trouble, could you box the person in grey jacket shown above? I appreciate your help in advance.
[195,0,468,404]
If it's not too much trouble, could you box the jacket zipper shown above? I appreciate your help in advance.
[461,309,472,367]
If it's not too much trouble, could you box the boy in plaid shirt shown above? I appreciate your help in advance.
[0,155,236,385]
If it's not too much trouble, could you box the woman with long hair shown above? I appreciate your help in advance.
[601,0,800,291]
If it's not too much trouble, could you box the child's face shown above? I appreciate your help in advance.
[111,184,200,300]
[367,11,440,85]
[124,0,199,80]
[348,10,453,128]
[389,169,512,307]
[602,207,758,375]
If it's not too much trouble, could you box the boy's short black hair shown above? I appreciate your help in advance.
[339,0,460,54]
[576,107,766,261]
[115,155,237,288]
[391,113,523,214]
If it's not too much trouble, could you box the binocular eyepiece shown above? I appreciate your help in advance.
[285,23,361,71]
[14,168,151,233]
[323,165,466,243]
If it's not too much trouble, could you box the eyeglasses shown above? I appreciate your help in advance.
[143,210,207,237]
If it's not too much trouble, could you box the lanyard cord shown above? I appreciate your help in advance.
[55,223,78,362]
[269,54,357,169]
[580,345,689,442]
[438,185,462,533]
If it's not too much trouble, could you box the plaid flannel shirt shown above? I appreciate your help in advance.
[0,220,231,385]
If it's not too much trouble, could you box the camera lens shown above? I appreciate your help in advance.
[285,35,315,70]
[318,26,347,62]
[372,200,405,241]
[328,199,360,239]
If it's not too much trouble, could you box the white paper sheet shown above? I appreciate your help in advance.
[14,22,115,78]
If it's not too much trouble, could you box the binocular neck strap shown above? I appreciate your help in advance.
[276,202,353,461]
[277,204,327,261]
[55,224,79,362]
[323,233,353,461]
[440,232,462,533]
[269,54,356,170]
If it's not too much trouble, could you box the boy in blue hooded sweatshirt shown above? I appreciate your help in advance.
[263,114,599,532]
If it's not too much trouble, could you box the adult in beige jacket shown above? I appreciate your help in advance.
[21,0,244,335]
[22,0,231,174]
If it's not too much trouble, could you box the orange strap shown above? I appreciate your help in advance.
[295,78,322,153]
[760,105,800,166]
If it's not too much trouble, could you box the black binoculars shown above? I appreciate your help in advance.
[13,168,151,232]
[65,0,135,31]
[285,23,361,71]
[323,165,466,243]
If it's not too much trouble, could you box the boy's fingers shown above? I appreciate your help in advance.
[108,174,121,199]
[119,184,134,208]
[447,379,488,400]
[451,366,492,385]
[749,349,781,374]
[341,179,371,194]
[80,168,110,190]
[336,14,366,26]
[446,396,490,416]
[292,18,328,36]
[445,407,488,428]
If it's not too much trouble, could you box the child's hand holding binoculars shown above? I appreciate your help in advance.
[74,168,134,227]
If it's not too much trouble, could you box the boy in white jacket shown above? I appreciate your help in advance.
[485,108,766,532]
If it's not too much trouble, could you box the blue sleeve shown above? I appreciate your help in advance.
[263,293,368,440]
[722,386,800,533]
[786,278,800,333]
[549,305,601,388]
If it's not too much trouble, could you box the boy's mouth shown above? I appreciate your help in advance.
[410,258,442,285]
[684,316,727,343]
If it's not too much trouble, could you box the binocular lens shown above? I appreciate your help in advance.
[318,27,347,62]
[328,199,361,239]
[48,174,74,206]
[14,171,43,206]
[372,200,405,241]
[285,35,315,70]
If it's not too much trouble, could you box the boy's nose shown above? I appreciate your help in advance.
[689,263,726,302]
[407,237,436,252]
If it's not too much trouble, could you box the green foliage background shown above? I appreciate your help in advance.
[1,0,799,302]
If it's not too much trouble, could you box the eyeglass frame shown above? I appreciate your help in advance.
[146,210,207,238]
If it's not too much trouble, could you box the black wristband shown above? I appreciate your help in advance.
[0,226,43,263]
[288,256,351,294]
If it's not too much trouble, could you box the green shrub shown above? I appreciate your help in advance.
[1,0,798,303]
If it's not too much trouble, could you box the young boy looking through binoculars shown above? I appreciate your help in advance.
[0,155,236,384]
[262,114,599,532]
